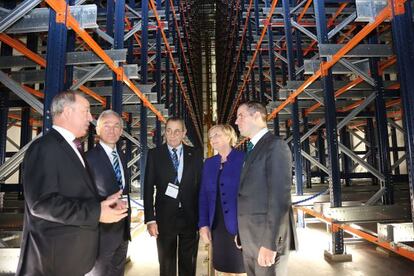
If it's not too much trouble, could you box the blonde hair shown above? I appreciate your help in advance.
[208,124,238,147]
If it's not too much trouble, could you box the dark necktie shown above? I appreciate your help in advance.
[171,148,179,171]
[112,150,123,190]
[73,138,83,154]
[246,141,254,153]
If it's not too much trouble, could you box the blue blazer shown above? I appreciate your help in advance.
[198,148,245,235]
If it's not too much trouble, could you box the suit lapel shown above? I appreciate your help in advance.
[180,145,191,186]
[51,129,97,195]
[240,132,272,184]
[162,144,177,180]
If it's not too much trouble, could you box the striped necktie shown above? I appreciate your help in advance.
[171,148,179,171]
[112,150,123,190]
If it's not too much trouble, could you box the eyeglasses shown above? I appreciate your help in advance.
[166,129,183,136]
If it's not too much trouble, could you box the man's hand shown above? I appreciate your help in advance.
[99,191,128,223]
[199,226,211,244]
[234,235,242,249]
[257,246,277,267]
[147,223,159,238]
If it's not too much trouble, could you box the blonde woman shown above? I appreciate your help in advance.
[198,125,245,275]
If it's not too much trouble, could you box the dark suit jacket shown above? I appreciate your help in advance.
[16,129,101,276]
[198,149,244,235]
[144,144,203,235]
[85,143,131,253]
[238,131,298,258]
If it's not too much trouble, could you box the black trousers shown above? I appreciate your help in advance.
[86,239,128,276]
[156,214,199,276]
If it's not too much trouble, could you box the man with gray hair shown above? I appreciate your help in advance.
[16,91,128,276]
[85,110,131,276]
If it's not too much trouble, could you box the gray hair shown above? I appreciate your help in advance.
[97,110,123,128]
[51,91,83,119]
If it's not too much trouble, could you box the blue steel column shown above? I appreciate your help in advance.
[282,0,303,195]
[19,107,31,187]
[253,0,265,101]
[126,114,132,191]
[0,0,14,166]
[65,0,76,90]
[171,0,178,116]
[140,0,149,195]
[365,118,378,184]
[340,127,351,186]
[112,0,125,114]
[43,2,69,132]
[303,112,312,188]
[265,0,279,135]
[317,128,326,183]
[390,126,400,175]
[314,0,343,255]
[155,0,162,146]
[165,0,171,112]
[390,0,414,223]
[247,16,256,99]
[369,34,392,203]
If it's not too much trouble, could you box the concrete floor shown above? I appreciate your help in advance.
[125,223,414,276]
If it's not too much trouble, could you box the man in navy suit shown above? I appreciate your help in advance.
[85,110,131,276]
[235,101,297,276]
[16,91,127,276]
[144,117,203,276]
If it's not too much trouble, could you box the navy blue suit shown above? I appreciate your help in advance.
[198,149,244,235]
[85,143,131,276]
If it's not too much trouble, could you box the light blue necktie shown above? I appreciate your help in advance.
[112,150,123,190]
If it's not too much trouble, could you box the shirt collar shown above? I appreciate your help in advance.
[167,143,183,153]
[100,141,117,155]
[52,125,76,143]
[250,128,269,146]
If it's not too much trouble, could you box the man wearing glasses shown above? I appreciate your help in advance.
[144,117,203,276]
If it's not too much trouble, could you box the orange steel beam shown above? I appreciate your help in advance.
[304,3,348,56]
[8,114,41,126]
[304,55,397,116]
[221,0,254,122]
[146,0,202,142]
[22,85,44,98]
[227,0,280,122]
[0,32,108,107]
[267,5,392,121]
[44,0,166,124]
[386,99,401,108]
[0,34,46,67]
[297,0,313,23]
[296,206,414,261]
[337,99,365,113]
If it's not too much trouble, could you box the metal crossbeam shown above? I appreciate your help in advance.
[0,71,43,114]
[0,0,42,33]
[337,93,377,130]
[301,150,330,175]
[4,5,98,34]
[339,59,376,86]
[338,142,385,181]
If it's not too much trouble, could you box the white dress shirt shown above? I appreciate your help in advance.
[167,143,184,183]
[52,125,85,167]
[100,141,126,189]
[249,128,269,148]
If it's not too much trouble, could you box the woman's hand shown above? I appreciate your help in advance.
[199,226,212,244]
